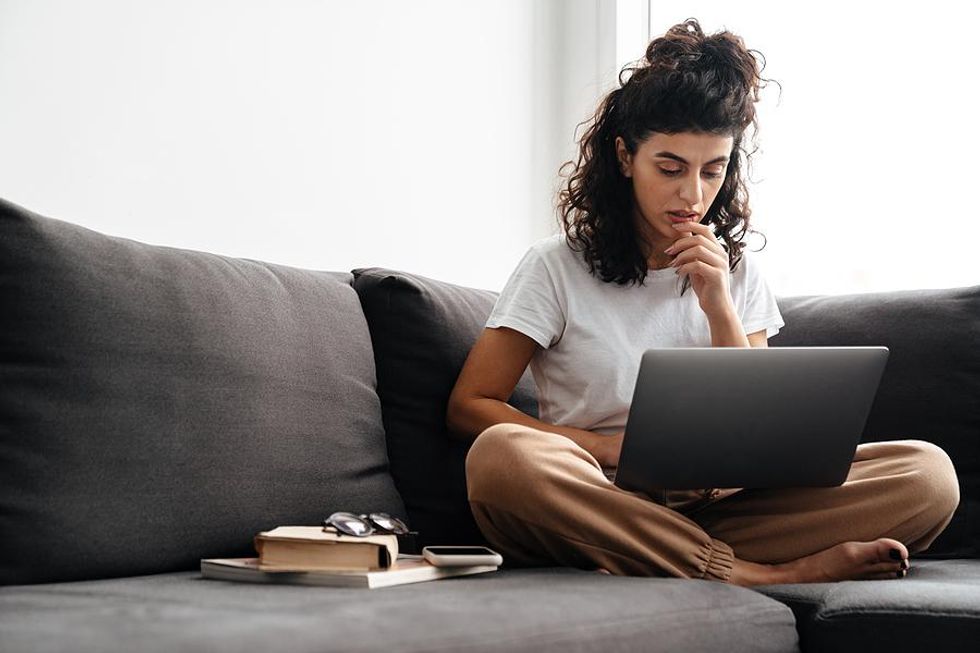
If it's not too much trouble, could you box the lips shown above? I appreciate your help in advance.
[668,211,698,223]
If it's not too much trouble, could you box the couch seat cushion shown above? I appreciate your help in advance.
[0,198,406,585]
[752,559,980,652]
[0,567,799,653]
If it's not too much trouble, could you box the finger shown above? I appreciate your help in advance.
[671,247,728,271]
[676,260,722,279]
[669,226,725,257]
[672,220,712,237]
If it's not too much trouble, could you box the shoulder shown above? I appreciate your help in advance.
[525,232,591,275]
[526,232,566,259]
[732,248,761,280]
[731,248,778,296]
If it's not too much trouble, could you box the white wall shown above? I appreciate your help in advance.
[4,1,974,296]
[0,0,606,292]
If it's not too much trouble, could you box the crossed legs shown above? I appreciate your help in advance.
[465,423,960,585]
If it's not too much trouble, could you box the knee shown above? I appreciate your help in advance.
[464,423,553,501]
[901,440,961,521]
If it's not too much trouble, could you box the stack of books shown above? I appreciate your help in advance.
[200,526,499,589]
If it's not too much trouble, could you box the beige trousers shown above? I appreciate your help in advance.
[465,423,961,583]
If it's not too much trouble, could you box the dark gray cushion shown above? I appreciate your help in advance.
[772,286,980,558]
[351,268,539,551]
[753,559,980,652]
[0,567,799,653]
[0,198,406,585]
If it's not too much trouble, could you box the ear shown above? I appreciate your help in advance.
[614,137,632,178]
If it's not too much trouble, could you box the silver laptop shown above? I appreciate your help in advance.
[613,347,889,495]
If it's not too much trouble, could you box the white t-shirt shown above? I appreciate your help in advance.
[486,233,785,436]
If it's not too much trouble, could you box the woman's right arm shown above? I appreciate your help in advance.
[446,326,613,464]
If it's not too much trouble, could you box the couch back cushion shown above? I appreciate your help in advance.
[352,268,539,550]
[772,286,980,558]
[0,199,406,585]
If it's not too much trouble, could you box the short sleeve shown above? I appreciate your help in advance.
[739,254,785,339]
[486,246,566,349]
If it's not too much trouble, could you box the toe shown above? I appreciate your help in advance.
[864,567,908,581]
[877,538,908,563]
[865,559,908,576]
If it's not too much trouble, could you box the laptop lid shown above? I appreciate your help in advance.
[613,346,889,494]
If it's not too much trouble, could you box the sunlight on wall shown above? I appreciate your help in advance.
[2,1,974,296]
[0,0,548,292]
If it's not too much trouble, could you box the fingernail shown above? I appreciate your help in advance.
[901,560,910,571]
[664,248,674,254]
[889,548,902,560]
[896,569,906,578]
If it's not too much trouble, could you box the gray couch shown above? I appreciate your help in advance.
[1,197,977,653]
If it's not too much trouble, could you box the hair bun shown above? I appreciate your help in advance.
[644,18,705,67]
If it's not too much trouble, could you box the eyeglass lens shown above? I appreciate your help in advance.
[327,512,372,536]
[368,512,408,534]
[325,511,410,536]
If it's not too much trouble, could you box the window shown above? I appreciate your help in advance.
[641,5,978,295]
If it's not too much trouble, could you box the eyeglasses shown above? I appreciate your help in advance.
[323,511,418,538]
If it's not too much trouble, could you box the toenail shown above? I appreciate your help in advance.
[889,548,902,561]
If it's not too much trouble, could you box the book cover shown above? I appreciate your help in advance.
[200,556,498,589]
[254,526,398,571]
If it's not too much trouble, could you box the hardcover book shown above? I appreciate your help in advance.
[254,526,398,570]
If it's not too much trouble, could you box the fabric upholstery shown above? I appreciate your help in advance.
[771,286,980,558]
[351,268,539,551]
[0,198,406,585]
[0,567,799,653]
[753,559,980,652]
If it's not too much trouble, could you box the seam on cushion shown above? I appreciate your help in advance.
[816,608,980,620]
[750,592,825,609]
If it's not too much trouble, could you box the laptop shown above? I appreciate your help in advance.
[613,347,889,496]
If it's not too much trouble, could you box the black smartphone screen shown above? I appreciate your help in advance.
[426,547,496,556]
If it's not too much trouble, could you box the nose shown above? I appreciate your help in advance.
[678,172,704,207]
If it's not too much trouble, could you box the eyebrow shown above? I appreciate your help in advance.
[654,151,729,165]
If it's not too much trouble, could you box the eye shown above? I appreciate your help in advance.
[659,168,725,179]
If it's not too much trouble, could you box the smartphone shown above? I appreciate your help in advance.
[422,546,503,567]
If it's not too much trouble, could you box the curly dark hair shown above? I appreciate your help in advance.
[557,18,780,293]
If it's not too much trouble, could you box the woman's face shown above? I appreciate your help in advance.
[615,131,734,257]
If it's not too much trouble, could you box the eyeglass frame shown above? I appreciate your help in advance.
[323,511,418,538]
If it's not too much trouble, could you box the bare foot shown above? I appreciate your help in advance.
[729,538,911,586]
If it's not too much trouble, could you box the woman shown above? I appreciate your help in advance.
[445,18,959,586]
